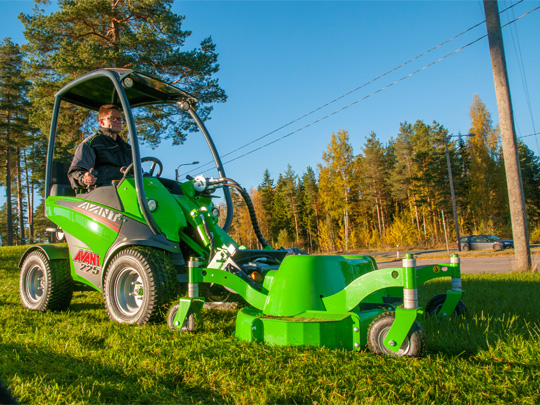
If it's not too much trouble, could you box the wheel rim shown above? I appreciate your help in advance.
[114,267,144,316]
[377,325,411,356]
[25,265,45,302]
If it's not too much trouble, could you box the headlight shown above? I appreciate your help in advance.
[147,199,158,212]
[212,207,220,218]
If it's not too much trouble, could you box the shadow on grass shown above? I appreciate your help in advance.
[1,342,227,403]
[419,275,540,357]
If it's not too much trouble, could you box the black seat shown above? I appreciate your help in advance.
[49,161,75,197]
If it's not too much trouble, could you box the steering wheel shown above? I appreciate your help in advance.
[121,156,163,179]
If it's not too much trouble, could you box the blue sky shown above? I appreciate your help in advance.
[2,0,540,192]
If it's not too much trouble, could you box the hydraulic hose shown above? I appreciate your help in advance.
[220,178,270,249]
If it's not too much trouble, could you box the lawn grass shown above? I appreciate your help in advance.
[1,246,540,404]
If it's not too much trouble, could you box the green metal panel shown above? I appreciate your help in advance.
[46,196,118,257]
[263,255,372,317]
[322,267,408,313]
[117,178,187,242]
[235,307,385,351]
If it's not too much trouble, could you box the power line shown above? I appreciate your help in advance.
[518,132,540,139]
[504,0,539,155]
[188,1,536,175]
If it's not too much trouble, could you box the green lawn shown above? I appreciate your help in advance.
[1,246,539,404]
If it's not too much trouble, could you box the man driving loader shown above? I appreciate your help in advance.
[68,104,132,190]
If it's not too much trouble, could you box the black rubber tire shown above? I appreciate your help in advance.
[462,245,470,252]
[19,251,73,311]
[167,304,200,332]
[103,247,178,325]
[167,304,181,330]
[367,311,426,357]
[425,293,467,317]
[493,244,503,251]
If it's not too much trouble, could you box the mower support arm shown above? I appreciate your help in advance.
[322,256,419,313]
[190,266,268,310]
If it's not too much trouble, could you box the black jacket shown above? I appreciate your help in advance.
[68,127,132,190]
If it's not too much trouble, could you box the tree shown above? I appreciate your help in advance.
[358,132,391,237]
[0,39,31,246]
[318,130,356,251]
[299,167,320,252]
[257,169,275,243]
[20,0,227,152]
[467,94,506,233]
[517,140,540,225]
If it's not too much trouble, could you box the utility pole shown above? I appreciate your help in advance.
[443,134,460,250]
[483,0,531,271]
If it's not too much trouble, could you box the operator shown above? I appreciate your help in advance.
[68,104,132,191]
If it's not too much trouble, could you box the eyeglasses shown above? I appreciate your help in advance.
[105,116,124,123]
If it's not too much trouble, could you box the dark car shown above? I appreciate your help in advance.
[458,234,514,251]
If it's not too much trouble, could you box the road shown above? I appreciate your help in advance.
[376,254,539,273]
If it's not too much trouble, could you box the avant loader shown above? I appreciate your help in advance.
[19,69,465,357]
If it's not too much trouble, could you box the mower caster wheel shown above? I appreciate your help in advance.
[367,311,426,358]
[167,304,198,332]
[425,293,467,317]
[19,250,73,311]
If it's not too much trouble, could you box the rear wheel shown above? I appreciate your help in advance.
[425,293,467,317]
[104,248,177,324]
[462,245,470,251]
[367,312,425,357]
[20,250,73,311]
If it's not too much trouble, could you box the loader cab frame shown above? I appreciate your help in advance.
[45,68,233,233]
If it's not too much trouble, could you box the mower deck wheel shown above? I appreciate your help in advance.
[19,250,73,311]
[167,304,198,332]
[425,293,467,317]
[367,311,426,358]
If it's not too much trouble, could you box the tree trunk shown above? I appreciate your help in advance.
[5,116,13,246]
[24,148,34,242]
[16,147,26,242]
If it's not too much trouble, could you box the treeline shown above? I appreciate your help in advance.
[2,2,540,250]
[228,95,540,252]
[0,0,226,245]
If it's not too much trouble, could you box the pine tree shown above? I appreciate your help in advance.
[358,132,391,238]
[467,94,506,233]
[318,130,356,251]
[299,166,320,252]
[20,0,227,152]
[257,169,275,243]
[0,39,31,246]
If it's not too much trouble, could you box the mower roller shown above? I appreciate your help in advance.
[19,69,464,357]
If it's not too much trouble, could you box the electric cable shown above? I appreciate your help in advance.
[185,1,537,176]
[221,177,270,248]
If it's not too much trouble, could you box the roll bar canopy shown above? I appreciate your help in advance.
[46,68,233,235]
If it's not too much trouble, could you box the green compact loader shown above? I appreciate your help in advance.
[19,69,465,357]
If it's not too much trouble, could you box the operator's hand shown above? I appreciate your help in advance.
[82,169,97,186]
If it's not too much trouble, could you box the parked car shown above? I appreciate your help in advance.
[458,234,513,251]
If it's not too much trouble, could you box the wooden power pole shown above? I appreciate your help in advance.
[483,0,532,271]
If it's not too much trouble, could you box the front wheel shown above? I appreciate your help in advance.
[425,293,467,317]
[103,248,177,324]
[493,244,503,251]
[19,250,73,311]
[367,312,426,357]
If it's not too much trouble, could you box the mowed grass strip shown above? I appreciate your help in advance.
[1,246,539,404]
